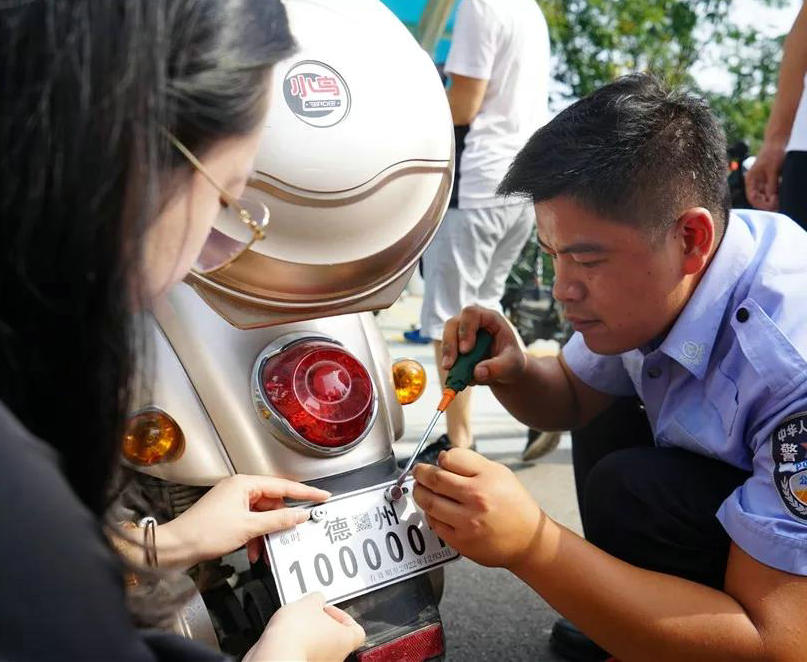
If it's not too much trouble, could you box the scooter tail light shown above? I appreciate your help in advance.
[261,340,375,449]
[356,624,445,662]
[122,408,185,466]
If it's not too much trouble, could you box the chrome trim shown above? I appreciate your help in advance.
[250,332,379,457]
[253,158,450,200]
[186,150,453,311]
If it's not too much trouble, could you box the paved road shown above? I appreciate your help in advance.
[376,295,579,660]
[440,457,577,661]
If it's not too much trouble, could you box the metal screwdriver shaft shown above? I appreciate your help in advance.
[385,329,494,502]
[396,409,443,488]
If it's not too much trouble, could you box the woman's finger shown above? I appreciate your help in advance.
[324,605,366,645]
[251,496,285,512]
[251,507,310,535]
[246,538,263,564]
[241,475,331,503]
[323,604,357,628]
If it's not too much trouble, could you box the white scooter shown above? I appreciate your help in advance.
[120,1,454,660]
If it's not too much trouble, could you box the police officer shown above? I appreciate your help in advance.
[413,74,807,662]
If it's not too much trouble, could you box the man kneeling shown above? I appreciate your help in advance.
[414,74,807,662]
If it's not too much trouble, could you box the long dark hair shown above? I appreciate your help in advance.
[0,1,294,516]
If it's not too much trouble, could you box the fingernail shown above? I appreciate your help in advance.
[294,508,310,522]
[476,366,489,380]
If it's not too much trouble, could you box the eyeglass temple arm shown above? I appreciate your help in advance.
[162,129,247,215]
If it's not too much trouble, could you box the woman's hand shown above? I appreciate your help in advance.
[244,592,365,662]
[413,448,544,570]
[156,474,330,568]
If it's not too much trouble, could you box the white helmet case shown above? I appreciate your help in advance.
[188,0,454,327]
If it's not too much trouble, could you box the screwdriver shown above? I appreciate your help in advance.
[385,329,494,502]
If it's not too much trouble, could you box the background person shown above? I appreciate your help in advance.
[746,1,807,227]
[0,2,364,660]
[412,0,551,464]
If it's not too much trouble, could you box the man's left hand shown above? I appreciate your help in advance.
[412,448,544,569]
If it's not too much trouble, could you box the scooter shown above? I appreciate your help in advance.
[120,1,454,659]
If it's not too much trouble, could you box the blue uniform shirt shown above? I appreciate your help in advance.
[562,210,807,575]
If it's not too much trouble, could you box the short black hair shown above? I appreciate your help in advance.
[498,74,730,241]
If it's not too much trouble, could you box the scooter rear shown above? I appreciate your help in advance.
[121,1,454,659]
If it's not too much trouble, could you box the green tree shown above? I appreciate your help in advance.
[704,27,784,150]
[541,0,788,151]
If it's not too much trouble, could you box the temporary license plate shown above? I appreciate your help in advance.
[264,478,460,605]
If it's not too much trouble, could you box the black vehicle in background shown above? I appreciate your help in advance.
[728,141,752,209]
[501,231,571,347]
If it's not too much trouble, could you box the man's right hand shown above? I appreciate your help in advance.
[442,305,526,386]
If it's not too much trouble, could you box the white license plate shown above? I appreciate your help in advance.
[264,478,459,605]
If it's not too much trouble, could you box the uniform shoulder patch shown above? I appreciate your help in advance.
[772,412,807,521]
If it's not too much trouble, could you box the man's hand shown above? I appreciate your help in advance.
[745,141,787,211]
[442,306,527,386]
[413,448,543,569]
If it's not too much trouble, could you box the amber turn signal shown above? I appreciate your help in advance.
[392,359,427,405]
[122,408,185,466]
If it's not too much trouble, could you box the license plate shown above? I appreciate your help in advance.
[264,478,459,605]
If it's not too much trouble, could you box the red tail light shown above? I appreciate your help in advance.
[356,624,445,662]
[260,339,375,450]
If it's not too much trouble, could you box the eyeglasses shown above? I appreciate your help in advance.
[166,131,270,274]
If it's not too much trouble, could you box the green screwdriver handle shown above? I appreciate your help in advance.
[445,329,494,393]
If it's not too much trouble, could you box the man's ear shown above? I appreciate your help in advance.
[675,207,715,276]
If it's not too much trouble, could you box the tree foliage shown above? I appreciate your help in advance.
[541,0,789,151]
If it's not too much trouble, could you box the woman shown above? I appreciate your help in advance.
[0,1,364,660]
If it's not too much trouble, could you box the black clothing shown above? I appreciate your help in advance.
[780,150,807,231]
[571,398,750,589]
[0,402,226,661]
[549,618,609,662]
[449,124,470,209]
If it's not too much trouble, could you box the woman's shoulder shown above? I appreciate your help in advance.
[0,401,139,656]
[0,402,228,661]
[0,399,60,470]
[0,399,99,541]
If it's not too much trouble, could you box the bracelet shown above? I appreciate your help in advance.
[138,516,159,568]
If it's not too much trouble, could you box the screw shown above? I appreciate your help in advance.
[384,485,404,503]
[310,507,327,523]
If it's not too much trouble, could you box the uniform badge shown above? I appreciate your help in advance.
[772,412,807,520]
